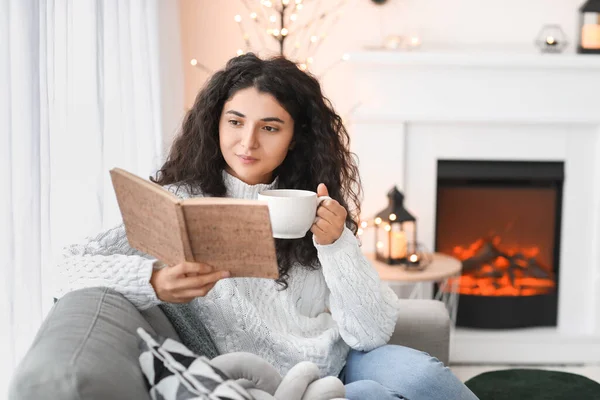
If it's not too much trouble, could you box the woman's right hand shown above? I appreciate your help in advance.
[150,261,230,303]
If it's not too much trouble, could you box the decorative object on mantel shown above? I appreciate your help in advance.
[363,186,432,270]
[383,34,404,50]
[535,25,568,53]
[366,0,421,52]
[377,32,422,51]
[406,32,422,50]
[578,0,600,54]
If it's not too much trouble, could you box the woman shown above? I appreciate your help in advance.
[57,53,478,400]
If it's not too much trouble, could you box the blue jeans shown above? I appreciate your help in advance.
[340,345,479,400]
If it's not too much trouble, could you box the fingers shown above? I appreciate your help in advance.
[166,270,229,302]
[178,281,218,300]
[314,216,334,231]
[312,195,348,246]
[173,261,213,277]
[176,270,230,291]
[311,222,326,235]
[318,198,347,219]
[316,203,346,230]
[317,183,329,197]
[316,205,338,221]
[152,261,232,303]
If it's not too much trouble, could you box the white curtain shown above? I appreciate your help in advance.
[1,0,44,394]
[1,0,174,392]
[47,0,164,248]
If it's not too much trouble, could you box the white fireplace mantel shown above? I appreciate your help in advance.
[347,49,600,125]
[347,49,600,364]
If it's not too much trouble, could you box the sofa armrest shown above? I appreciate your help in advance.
[9,287,177,400]
[388,299,450,365]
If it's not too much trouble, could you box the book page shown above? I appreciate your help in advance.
[110,168,190,266]
[182,198,279,279]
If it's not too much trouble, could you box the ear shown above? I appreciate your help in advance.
[289,140,296,150]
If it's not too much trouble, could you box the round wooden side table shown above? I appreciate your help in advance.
[365,252,462,328]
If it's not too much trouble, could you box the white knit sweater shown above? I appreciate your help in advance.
[55,172,400,377]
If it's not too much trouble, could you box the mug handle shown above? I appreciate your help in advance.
[314,196,332,223]
[317,195,332,206]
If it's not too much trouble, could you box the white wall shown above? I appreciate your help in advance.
[179,0,585,114]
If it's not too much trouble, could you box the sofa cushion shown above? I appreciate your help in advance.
[137,327,253,400]
[158,302,220,359]
[137,329,346,400]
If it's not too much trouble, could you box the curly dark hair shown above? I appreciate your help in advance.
[152,53,362,288]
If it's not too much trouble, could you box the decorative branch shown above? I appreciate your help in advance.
[240,0,267,48]
[190,1,357,80]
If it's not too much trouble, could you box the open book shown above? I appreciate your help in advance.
[109,168,279,279]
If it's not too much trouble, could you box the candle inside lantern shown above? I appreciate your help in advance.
[377,240,388,258]
[409,253,419,264]
[546,36,557,46]
[390,231,407,259]
[582,24,600,49]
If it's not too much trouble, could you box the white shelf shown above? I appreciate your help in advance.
[347,47,600,70]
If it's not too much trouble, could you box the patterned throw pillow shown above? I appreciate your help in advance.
[137,327,254,400]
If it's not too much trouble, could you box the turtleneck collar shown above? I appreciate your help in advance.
[222,170,279,200]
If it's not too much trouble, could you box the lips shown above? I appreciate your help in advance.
[237,154,258,164]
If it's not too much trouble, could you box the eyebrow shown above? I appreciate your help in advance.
[225,110,285,124]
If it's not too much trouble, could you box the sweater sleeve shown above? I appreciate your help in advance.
[314,227,400,351]
[53,183,198,310]
[53,223,162,310]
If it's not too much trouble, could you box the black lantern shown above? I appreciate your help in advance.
[578,0,600,54]
[374,187,418,266]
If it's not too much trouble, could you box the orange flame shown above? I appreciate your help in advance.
[448,236,555,297]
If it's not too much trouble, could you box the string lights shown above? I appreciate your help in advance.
[190,0,354,77]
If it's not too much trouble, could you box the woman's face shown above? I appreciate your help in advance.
[219,87,294,185]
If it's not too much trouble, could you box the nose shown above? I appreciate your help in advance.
[240,125,259,150]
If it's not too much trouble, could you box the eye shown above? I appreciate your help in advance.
[263,125,279,132]
[228,119,242,126]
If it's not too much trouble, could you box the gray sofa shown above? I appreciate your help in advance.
[9,287,451,400]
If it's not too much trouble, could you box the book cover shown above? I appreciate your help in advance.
[110,168,279,279]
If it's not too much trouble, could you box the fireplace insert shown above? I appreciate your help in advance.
[435,160,563,329]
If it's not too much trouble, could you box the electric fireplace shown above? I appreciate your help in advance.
[435,160,563,329]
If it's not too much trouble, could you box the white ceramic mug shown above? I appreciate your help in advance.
[258,189,332,239]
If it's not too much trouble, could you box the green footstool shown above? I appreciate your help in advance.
[465,369,600,400]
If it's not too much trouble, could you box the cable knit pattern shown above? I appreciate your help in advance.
[55,224,161,310]
[54,171,400,377]
[314,229,400,351]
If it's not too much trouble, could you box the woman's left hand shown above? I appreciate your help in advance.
[311,183,347,245]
